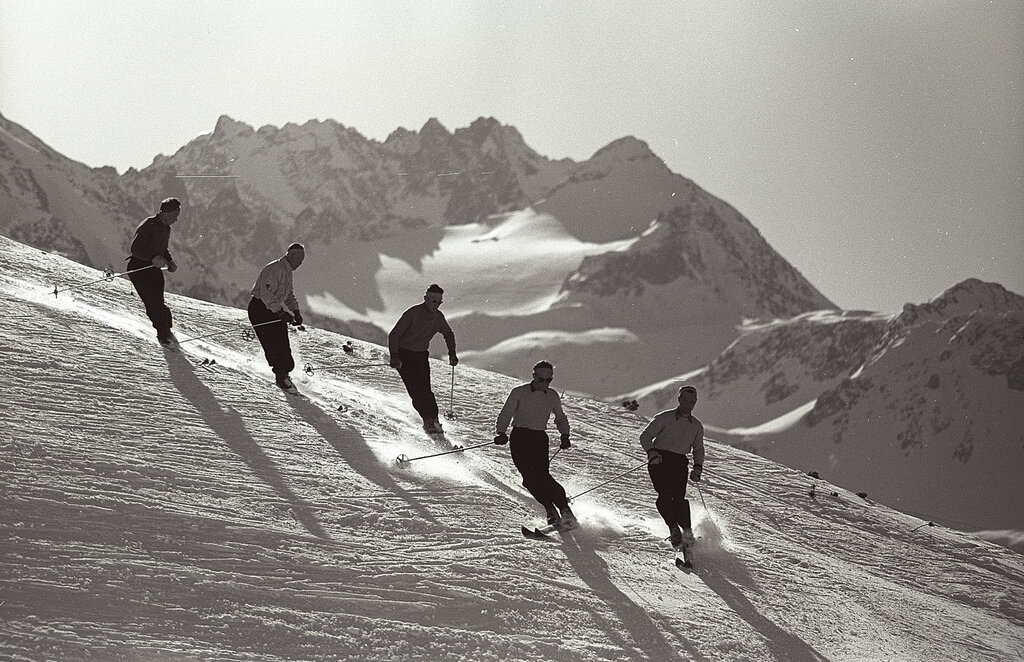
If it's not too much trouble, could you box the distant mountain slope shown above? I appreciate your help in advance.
[3,234,1023,661]
[624,280,1024,532]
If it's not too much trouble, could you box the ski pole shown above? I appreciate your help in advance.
[568,460,649,502]
[443,365,456,419]
[304,361,390,376]
[395,440,496,465]
[694,481,709,511]
[179,319,282,346]
[53,264,159,297]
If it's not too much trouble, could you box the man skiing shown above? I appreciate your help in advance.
[640,384,705,552]
[127,197,181,347]
[494,361,577,529]
[248,243,305,393]
[388,284,458,434]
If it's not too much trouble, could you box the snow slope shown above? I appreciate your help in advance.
[2,235,1023,662]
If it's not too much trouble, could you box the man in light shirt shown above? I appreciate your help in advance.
[640,385,706,549]
[494,361,577,529]
[388,284,458,434]
[248,243,305,393]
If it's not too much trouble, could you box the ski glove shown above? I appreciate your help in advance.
[449,353,459,367]
[389,356,402,370]
[151,256,168,269]
[690,464,703,482]
[493,432,509,445]
[167,259,178,273]
[277,309,294,323]
[291,310,303,326]
[647,449,662,466]
[559,434,571,450]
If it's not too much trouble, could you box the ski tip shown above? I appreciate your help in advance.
[675,557,693,571]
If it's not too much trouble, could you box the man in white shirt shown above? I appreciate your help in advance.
[494,361,577,528]
[639,385,706,549]
[248,243,305,392]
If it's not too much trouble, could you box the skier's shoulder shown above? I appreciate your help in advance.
[135,215,160,233]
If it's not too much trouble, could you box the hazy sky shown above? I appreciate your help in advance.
[1,1,1021,311]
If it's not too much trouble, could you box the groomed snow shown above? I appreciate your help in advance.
[2,235,1023,661]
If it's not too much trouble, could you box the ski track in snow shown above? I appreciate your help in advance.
[2,236,1024,662]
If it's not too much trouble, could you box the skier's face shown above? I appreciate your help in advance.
[160,209,180,226]
[532,368,554,389]
[424,293,443,312]
[286,249,305,270]
[677,388,697,413]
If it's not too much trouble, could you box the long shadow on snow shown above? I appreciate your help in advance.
[558,530,708,662]
[285,394,443,529]
[163,351,331,541]
[697,550,829,662]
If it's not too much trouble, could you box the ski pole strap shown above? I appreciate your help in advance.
[395,440,495,464]
[568,460,649,502]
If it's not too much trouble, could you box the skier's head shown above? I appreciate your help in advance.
[677,385,698,414]
[531,361,555,389]
[285,243,305,270]
[423,284,444,312]
[158,198,181,224]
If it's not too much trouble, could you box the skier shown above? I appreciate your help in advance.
[248,243,305,393]
[127,197,181,346]
[388,284,458,434]
[494,361,577,529]
[639,384,705,551]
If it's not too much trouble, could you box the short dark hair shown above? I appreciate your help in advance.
[287,242,305,252]
[159,197,181,213]
[426,283,444,295]
[679,385,697,394]
[533,361,554,372]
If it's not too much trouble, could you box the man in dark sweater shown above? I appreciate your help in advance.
[127,198,181,346]
[388,284,458,434]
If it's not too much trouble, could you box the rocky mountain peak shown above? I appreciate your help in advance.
[212,115,254,139]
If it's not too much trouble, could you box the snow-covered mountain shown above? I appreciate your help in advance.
[0,111,831,397]
[3,235,1024,661]
[624,279,1024,533]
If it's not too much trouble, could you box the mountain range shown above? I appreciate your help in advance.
[2,110,1020,536]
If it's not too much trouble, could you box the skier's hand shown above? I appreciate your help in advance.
[151,256,168,269]
[389,356,402,370]
[689,464,703,482]
[559,434,571,450]
[647,449,662,466]
[493,432,509,445]
[166,259,178,273]
[449,353,459,367]
[291,309,303,326]
[277,309,294,323]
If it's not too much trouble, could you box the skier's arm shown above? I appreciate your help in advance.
[638,415,665,452]
[439,314,456,356]
[388,310,413,356]
[691,422,706,466]
[495,390,519,435]
[552,392,570,437]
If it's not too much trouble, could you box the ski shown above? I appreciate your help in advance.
[521,519,580,539]
[675,556,693,571]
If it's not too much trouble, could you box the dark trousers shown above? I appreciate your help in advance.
[648,449,691,530]
[396,348,438,422]
[127,257,171,334]
[510,427,568,510]
[248,297,293,378]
